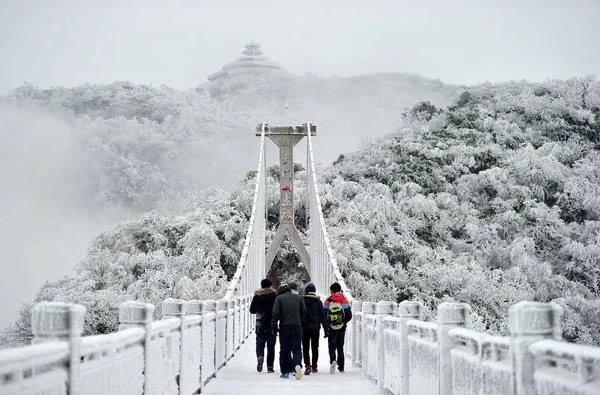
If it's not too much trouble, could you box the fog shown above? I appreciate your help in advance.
[0,106,114,330]
[0,0,599,331]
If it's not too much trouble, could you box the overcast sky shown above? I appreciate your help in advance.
[1,0,599,94]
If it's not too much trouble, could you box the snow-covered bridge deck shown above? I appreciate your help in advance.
[203,331,378,395]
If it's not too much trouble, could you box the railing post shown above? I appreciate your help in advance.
[399,301,421,395]
[162,298,186,392]
[239,296,246,341]
[438,302,471,395]
[351,300,362,366]
[204,300,217,378]
[362,302,375,377]
[31,302,86,395]
[186,299,203,392]
[243,295,249,338]
[198,300,209,391]
[376,301,395,394]
[216,299,228,369]
[509,301,562,395]
[119,300,155,394]
[247,295,253,336]
[233,297,241,350]
[225,299,234,361]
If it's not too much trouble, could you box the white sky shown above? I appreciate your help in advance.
[1,0,599,94]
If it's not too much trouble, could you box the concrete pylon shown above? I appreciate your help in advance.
[256,123,316,275]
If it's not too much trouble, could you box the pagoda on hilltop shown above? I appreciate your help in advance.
[207,41,283,82]
[242,41,263,57]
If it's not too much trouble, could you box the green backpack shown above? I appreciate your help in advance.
[327,301,345,330]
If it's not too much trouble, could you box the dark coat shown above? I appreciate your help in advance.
[250,287,277,330]
[271,290,307,330]
[302,292,327,333]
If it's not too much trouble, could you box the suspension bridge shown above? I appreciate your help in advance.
[1,123,599,395]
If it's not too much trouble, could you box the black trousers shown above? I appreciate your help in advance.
[279,328,302,373]
[255,327,276,368]
[302,327,320,367]
[328,330,346,369]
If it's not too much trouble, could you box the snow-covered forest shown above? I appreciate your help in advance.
[2,72,456,213]
[2,74,599,348]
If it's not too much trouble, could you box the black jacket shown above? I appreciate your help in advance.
[302,292,327,333]
[271,290,306,330]
[250,287,277,330]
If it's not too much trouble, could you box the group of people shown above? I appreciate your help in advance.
[249,279,352,380]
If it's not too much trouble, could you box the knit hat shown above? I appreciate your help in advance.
[260,279,272,288]
[305,282,316,293]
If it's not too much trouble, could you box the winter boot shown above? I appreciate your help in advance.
[256,356,264,372]
[304,364,312,376]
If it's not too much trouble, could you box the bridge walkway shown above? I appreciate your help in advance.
[203,330,377,395]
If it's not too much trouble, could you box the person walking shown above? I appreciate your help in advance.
[249,279,277,373]
[324,282,352,374]
[271,282,306,379]
[301,282,327,375]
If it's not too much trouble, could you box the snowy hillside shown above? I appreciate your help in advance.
[2,73,457,212]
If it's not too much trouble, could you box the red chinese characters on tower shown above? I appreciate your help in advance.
[281,168,292,179]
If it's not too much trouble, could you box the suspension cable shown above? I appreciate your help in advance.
[306,122,353,301]
[223,124,266,299]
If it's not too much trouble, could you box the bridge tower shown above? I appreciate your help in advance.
[256,123,316,275]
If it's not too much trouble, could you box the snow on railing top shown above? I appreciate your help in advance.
[306,122,353,300]
[224,124,266,300]
[530,339,600,364]
[530,338,600,386]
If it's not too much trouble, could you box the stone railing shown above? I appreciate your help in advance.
[347,300,600,395]
[0,295,254,395]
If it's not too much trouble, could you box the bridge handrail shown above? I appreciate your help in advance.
[347,299,600,395]
[0,341,69,374]
[0,295,254,395]
[530,339,600,388]
[79,327,145,356]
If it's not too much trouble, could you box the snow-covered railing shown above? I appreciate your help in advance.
[224,123,266,299]
[348,300,600,395]
[530,339,600,394]
[0,296,253,395]
[306,121,352,300]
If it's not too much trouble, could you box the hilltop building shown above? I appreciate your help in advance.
[207,41,283,82]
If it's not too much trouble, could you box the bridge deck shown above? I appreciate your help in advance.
[203,331,378,395]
